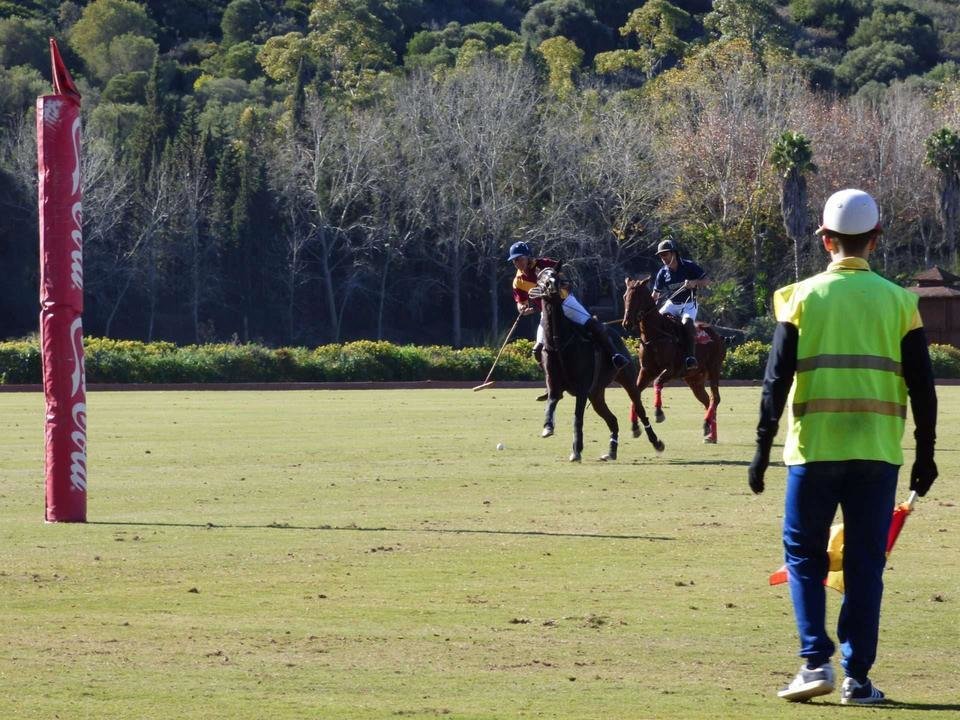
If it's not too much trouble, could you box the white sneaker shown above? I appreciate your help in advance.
[840,677,886,705]
[777,662,835,702]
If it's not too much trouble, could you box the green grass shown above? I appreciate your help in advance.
[0,387,957,719]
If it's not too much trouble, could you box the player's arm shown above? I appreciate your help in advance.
[749,321,798,494]
[902,327,938,496]
[683,263,709,290]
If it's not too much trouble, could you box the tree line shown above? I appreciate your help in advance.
[2,0,960,346]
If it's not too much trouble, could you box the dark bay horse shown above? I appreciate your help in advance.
[529,265,664,462]
[621,277,725,443]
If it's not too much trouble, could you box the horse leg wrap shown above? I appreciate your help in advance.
[703,403,718,443]
[654,384,662,410]
[703,402,717,423]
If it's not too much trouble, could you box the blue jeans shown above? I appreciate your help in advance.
[783,461,898,681]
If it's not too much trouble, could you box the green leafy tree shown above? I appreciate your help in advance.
[924,127,960,267]
[0,64,46,121]
[259,0,396,104]
[595,0,691,78]
[126,59,169,185]
[221,0,265,47]
[788,0,870,39]
[221,41,262,80]
[102,70,150,103]
[848,2,939,67]
[68,0,157,81]
[258,31,314,82]
[703,0,787,54]
[522,0,612,60]
[770,131,817,281]
[538,35,583,99]
[212,108,278,341]
[455,38,488,69]
[0,16,54,73]
[585,0,636,29]
[108,32,159,75]
[835,40,920,90]
[143,0,220,51]
[405,21,519,70]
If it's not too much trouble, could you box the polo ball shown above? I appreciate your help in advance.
[496,442,505,451]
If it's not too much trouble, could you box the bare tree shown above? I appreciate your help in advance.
[394,62,542,346]
[298,100,384,342]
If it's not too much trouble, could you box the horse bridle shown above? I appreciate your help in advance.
[624,282,677,345]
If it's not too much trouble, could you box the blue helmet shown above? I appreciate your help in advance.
[507,241,532,262]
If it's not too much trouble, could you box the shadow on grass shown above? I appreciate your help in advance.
[880,701,960,712]
[88,521,675,541]
[811,701,960,711]
[659,459,753,467]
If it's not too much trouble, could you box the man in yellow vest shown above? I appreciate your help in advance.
[747,189,938,705]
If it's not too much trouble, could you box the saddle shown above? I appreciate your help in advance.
[660,314,713,344]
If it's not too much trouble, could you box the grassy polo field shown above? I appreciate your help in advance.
[1,386,957,719]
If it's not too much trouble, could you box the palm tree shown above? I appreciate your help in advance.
[771,131,817,282]
[923,127,960,268]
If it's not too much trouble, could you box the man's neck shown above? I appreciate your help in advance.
[828,249,871,262]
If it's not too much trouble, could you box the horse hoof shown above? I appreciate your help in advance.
[632,427,641,439]
[599,454,615,462]
[541,426,554,438]
[703,437,717,444]
[569,453,581,463]
[655,410,666,423]
[654,441,665,454]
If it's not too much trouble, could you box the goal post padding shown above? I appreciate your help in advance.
[38,38,86,522]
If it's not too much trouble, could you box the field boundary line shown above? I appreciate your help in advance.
[0,380,771,392]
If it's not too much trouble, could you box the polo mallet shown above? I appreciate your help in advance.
[472,311,525,391]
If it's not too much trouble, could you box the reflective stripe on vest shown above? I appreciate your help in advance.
[774,260,920,465]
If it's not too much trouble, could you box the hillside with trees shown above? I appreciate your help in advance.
[2,0,960,346]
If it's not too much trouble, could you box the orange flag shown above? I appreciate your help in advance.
[769,492,917,593]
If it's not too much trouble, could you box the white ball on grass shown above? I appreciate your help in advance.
[496,442,505,451]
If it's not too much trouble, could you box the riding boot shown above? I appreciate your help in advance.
[533,342,549,401]
[682,317,698,371]
[585,317,629,370]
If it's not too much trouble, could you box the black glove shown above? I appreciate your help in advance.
[910,456,938,497]
[748,448,769,495]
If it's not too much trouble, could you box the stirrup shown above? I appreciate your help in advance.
[612,353,629,369]
[684,356,698,370]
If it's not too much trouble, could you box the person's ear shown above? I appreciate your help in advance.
[821,235,835,254]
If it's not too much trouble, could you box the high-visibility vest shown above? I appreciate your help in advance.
[774,257,922,465]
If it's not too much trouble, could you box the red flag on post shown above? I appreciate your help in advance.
[769,492,918,593]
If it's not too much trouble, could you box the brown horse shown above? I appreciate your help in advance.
[621,277,725,443]
[530,265,664,462]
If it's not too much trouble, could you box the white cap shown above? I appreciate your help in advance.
[816,188,880,236]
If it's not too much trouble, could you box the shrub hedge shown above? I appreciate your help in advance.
[2,336,959,384]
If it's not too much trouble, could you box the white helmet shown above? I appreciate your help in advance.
[816,189,880,236]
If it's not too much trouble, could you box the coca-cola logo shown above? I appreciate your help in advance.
[69,316,87,492]
[69,116,83,291]
[42,98,63,128]
[70,117,81,194]
[70,201,83,290]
